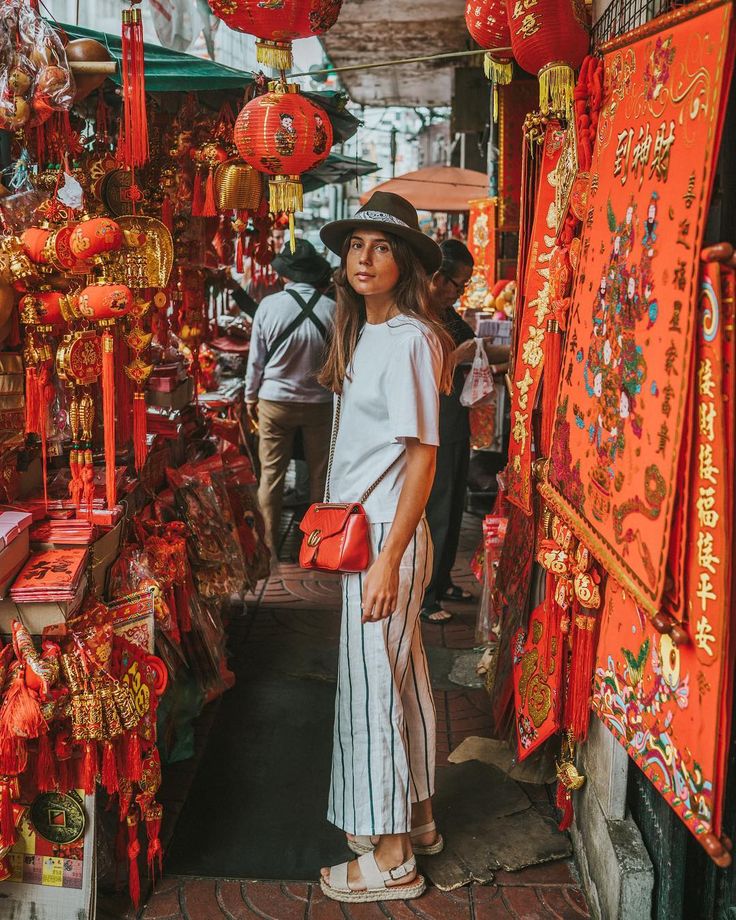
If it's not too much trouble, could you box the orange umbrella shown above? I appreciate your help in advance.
[359,165,489,213]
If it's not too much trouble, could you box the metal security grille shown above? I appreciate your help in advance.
[591,0,691,48]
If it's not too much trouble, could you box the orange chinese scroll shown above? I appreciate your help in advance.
[506,122,566,513]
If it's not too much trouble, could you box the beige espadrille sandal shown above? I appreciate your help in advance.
[320,852,426,903]
[347,821,445,856]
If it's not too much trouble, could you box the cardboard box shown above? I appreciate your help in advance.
[0,510,33,548]
[0,573,87,635]
[146,377,193,411]
[0,529,30,598]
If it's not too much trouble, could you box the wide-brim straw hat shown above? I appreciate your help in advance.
[320,191,442,274]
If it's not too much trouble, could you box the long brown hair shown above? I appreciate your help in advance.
[318,233,453,394]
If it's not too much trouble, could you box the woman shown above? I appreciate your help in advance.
[317,192,452,903]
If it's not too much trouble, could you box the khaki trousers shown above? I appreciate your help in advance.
[257,399,333,555]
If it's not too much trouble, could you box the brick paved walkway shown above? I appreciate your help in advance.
[127,513,590,920]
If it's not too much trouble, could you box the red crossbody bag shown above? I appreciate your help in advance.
[299,395,401,574]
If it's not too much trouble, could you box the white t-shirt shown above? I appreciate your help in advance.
[327,316,441,523]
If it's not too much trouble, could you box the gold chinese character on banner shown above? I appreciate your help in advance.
[697,530,720,574]
[698,358,715,398]
[698,442,719,484]
[521,326,544,368]
[699,402,716,441]
[614,129,633,185]
[631,123,652,188]
[649,120,676,182]
[696,486,719,529]
[695,613,716,654]
[516,368,534,410]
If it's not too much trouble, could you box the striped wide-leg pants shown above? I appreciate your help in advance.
[327,519,436,836]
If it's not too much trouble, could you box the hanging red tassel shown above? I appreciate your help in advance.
[161,196,174,232]
[102,331,117,510]
[145,802,163,879]
[54,730,74,792]
[101,740,119,795]
[236,231,245,274]
[125,730,142,783]
[81,739,98,795]
[202,169,217,217]
[36,730,57,792]
[82,448,95,519]
[68,448,83,509]
[191,169,204,217]
[127,812,141,909]
[541,320,563,456]
[564,606,598,742]
[133,391,147,473]
[0,669,44,745]
[116,336,132,448]
[556,779,574,830]
[0,778,15,849]
[25,366,39,435]
[120,7,149,169]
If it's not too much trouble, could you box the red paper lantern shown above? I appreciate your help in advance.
[209,0,343,70]
[234,84,333,241]
[76,283,134,322]
[70,218,123,260]
[465,0,513,118]
[507,0,589,116]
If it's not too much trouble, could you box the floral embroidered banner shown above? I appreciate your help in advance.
[593,261,734,859]
[539,0,734,615]
[461,198,497,310]
[507,123,566,513]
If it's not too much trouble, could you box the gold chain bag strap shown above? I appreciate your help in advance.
[298,395,402,573]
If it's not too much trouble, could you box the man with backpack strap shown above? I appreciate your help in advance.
[245,239,336,557]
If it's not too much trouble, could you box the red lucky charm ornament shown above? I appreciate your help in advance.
[506,0,589,117]
[465,0,513,119]
[234,83,333,246]
[209,0,343,70]
[120,4,148,169]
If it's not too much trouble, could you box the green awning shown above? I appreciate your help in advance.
[56,22,359,141]
[59,22,252,92]
[303,153,379,193]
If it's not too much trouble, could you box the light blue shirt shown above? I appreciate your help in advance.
[244,282,335,404]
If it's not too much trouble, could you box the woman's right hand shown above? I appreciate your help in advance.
[361,553,400,623]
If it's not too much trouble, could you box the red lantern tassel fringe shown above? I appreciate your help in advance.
[120,7,149,169]
[133,391,147,473]
[127,813,141,909]
[101,740,119,795]
[36,731,57,792]
[202,169,217,217]
[102,331,117,510]
[0,780,15,849]
[25,366,39,434]
[564,608,597,742]
[116,336,132,447]
[81,739,98,795]
[82,448,95,520]
[125,730,142,783]
[145,803,163,879]
[192,170,204,217]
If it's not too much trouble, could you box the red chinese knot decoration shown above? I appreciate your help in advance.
[234,84,333,243]
[209,0,343,70]
[506,0,589,117]
[465,0,513,118]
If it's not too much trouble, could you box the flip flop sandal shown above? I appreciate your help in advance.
[348,821,444,857]
[442,585,474,602]
[420,606,454,624]
[321,852,426,903]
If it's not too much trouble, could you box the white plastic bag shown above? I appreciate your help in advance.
[460,338,494,407]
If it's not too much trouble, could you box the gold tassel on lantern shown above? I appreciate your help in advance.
[539,62,576,118]
[256,39,293,71]
[269,176,303,253]
[484,53,513,122]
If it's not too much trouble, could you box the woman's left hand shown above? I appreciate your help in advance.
[361,554,400,623]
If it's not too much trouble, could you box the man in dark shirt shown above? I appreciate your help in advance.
[421,240,508,623]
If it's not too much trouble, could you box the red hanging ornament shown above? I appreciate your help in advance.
[120,6,149,169]
[465,0,513,119]
[234,84,333,247]
[506,0,589,117]
[126,811,141,909]
[145,802,163,879]
[209,0,343,70]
